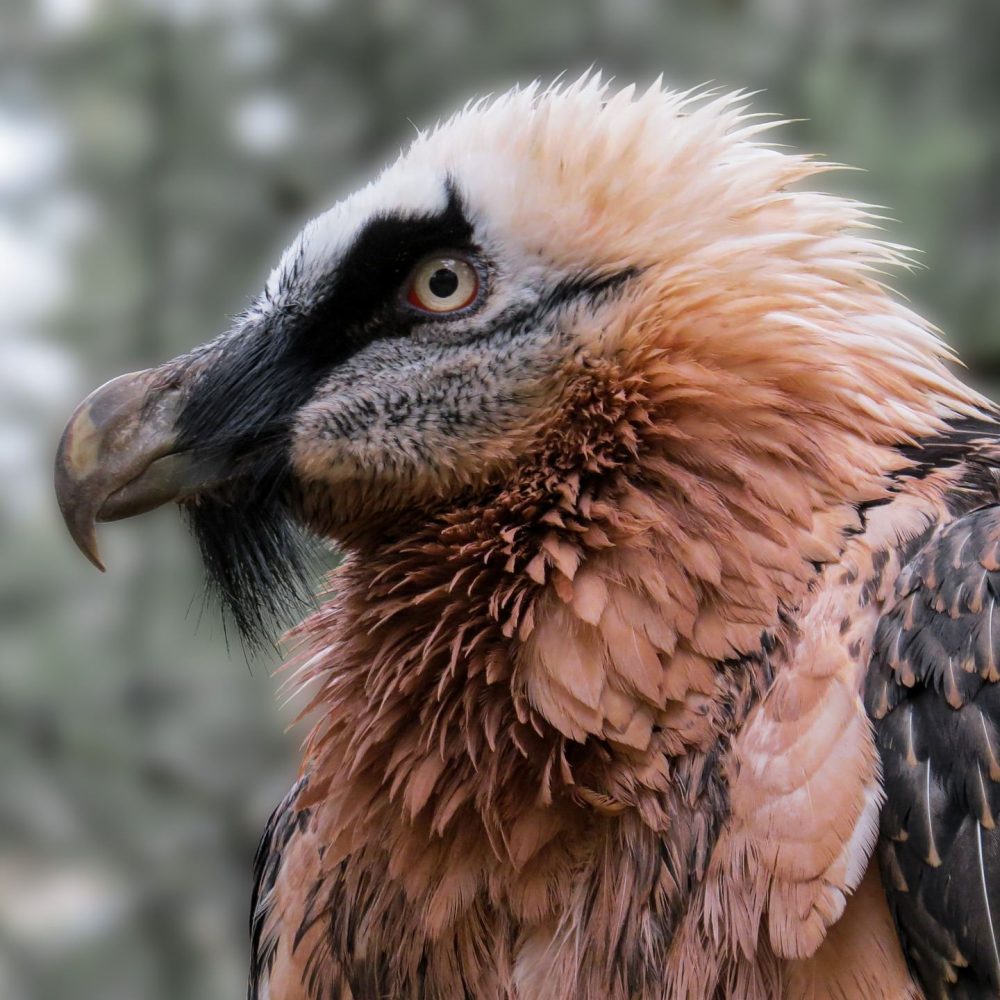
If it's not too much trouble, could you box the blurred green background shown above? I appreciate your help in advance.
[0,1,997,997]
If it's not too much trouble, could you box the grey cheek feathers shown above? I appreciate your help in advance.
[291,319,565,483]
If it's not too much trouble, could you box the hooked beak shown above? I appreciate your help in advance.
[54,369,231,570]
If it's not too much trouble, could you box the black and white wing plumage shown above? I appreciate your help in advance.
[867,504,1000,999]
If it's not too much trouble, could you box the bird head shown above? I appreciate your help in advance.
[55,76,975,647]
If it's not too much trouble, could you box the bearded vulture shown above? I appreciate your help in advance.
[54,77,1000,999]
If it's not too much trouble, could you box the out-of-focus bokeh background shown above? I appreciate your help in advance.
[1,1,997,997]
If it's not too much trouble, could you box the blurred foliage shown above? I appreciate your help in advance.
[0,0,997,997]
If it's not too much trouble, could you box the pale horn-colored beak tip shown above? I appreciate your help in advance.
[54,390,121,571]
[55,483,107,571]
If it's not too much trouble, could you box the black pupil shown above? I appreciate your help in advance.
[428,266,460,299]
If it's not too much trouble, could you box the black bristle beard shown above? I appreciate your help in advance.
[181,466,318,654]
[171,310,327,654]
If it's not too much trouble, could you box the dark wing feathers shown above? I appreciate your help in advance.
[866,505,1000,999]
[249,777,309,1000]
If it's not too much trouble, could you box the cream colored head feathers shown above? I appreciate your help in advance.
[277,75,983,538]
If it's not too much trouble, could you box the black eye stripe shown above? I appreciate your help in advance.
[303,178,476,340]
[177,181,477,456]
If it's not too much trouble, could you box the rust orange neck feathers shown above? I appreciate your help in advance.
[260,306,975,998]
[267,110,989,988]
[284,306,951,916]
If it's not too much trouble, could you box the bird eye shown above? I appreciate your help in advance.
[405,254,480,314]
